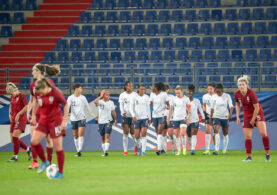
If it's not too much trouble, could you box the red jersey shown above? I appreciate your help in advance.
[36,87,67,126]
[10,93,28,119]
[234,88,264,119]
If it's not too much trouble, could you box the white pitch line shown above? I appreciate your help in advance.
[0,97,10,104]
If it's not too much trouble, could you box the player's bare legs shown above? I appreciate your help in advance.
[8,129,29,162]
[46,134,53,164]
[180,126,187,155]
[140,127,147,156]
[167,126,175,154]
[213,125,221,155]
[203,124,212,155]
[190,128,198,155]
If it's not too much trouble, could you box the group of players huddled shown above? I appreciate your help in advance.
[6,64,271,179]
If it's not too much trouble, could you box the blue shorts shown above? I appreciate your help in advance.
[213,118,229,129]
[98,122,113,136]
[173,120,186,129]
[152,116,167,128]
[205,118,213,125]
[71,119,86,130]
[186,122,199,135]
[165,121,174,129]
[134,119,148,129]
[122,117,133,126]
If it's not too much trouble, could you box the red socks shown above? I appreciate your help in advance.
[47,147,53,164]
[19,140,27,150]
[262,136,270,155]
[12,137,20,155]
[32,143,46,162]
[56,150,64,174]
[245,139,252,157]
[31,145,38,162]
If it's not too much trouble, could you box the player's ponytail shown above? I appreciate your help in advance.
[35,78,54,91]
[34,63,60,76]
[237,75,250,86]
[6,82,18,94]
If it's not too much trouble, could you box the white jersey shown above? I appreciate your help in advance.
[171,96,190,121]
[166,94,174,121]
[189,98,205,123]
[202,93,216,116]
[119,91,136,117]
[67,94,90,121]
[130,94,151,120]
[150,91,169,118]
[211,93,233,120]
[98,100,115,124]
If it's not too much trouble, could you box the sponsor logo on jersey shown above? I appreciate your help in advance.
[257,115,261,121]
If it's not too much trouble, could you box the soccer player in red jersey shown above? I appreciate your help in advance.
[6,83,31,162]
[234,76,271,162]
[31,78,69,179]
[27,63,60,169]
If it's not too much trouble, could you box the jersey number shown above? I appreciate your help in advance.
[55,126,61,136]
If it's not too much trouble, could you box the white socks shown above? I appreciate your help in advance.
[131,134,138,147]
[123,134,128,152]
[188,137,192,148]
[170,136,175,151]
[101,143,105,152]
[141,137,147,153]
[191,135,197,150]
[136,138,141,149]
[157,134,162,151]
[163,136,167,152]
[104,142,110,152]
[74,138,79,152]
[214,133,220,151]
[78,136,84,152]
[223,135,229,152]
[176,137,181,152]
[205,134,211,150]
[181,135,186,149]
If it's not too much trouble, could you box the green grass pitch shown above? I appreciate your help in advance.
[0,150,276,195]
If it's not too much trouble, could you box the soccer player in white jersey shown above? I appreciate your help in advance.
[119,81,137,156]
[210,83,234,155]
[94,90,117,157]
[130,85,151,156]
[167,86,191,156]
[202,83,216,155]
[186,84,205,155]
[150,82,170,156]
[67,84,91,157]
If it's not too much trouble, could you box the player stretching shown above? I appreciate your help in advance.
[210,83,234,155]
[94,90,117,157]
[150,82,170,156]
[202,83,216,155]
[167,86,191,156]
[31,78,69,179]
[235,76,271,162]
[130,85,151,156]
[119,81,137,156]
[186,85,204,155]
[6,83,31,162]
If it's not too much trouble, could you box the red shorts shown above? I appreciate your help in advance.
[10,117,27,133]
[36,122,66,139]
[243,113,265,128]
[31,114,40,127]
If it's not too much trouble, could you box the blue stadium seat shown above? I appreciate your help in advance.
[150,51,162,62]
[119,11,131,22]
[204,50,216,61]
[108,25,119,35]
[152,63,164,75]
[255,22,266,34]
[149,38,160,49]
[239,9,250,20]
[110,39,120,49]
[94,12,104,22]
[169,0,181,8]
[57,52,69,63]
[123,39,134,49]
[141,77,153,87]
[132,11,143,22]
[69,39,81,51]
[274,49,277,60]
[272,36,277,46]
[137,51,149,62]
[157,0,168,8]
[217,50,229,61]
[211,10,222,20]
[225,9,237,20]
[95,25,106,36]
[26,0,37,9]
[155,76,166,83]
[83,39,94,51]
[261,0,274,6]
[59,78,69,89]
[100,78,112,87]
[144,0,155,8]
[136,38,147,49]
[249,0,261,6]
[0,0,9,10]
[147,24,159,35]
[118,0,129,8]
[164,51,175,61]
[80,12,91,23]
[172,10,183,21]
[0,26,12,37]
[111,64,124,76]
[178,51,189,61]
[131,0,143,8]
[256,36,269,48]
[162,38,174,48]
[175,37,187,49]
[223,76,235,88]
[72,64,84,76]
[106,12,117,22]
[159,10,170,21]
[134,24,145,35]
[187,23,198,35]
[91,0,102,9]
[13,12,24,23]
[245,49,257,61]
[260,49,271,60]
[184,0,194,8]
[87,77,98,88]
[201,37,214,48]
[0,13,10,23]
[185,10,196,21]
[56,39,68,51]
[124,51,135,62]
[190,50,202,62]
[213,23,225,34]
[86,64,97,76]
[160,24,171,35]
[20,78,31,89]
[231,50,243,61]
[268,22,277,33]
[168,77,180,85]
[106,0,116,8]
[200,23,212,34]
[266,8,277,19]
[209,0,221,7]
[253,8,265,20]
[174,24,185,35]
[81,25,92,36]
[113,77,125,88]
[98,52,109,62]
[121,25,132,35]
[189,37,200,48]
[229,37,241,48]
[44,52,56,63]
[241,22,252,34]
[145,11,157,22]
[111,52,121,62]
[199,10,209,21]
[12,0,23,10]
[227,23,239,35]
[68,26,79,36]
[164,63,177,75]
[196,0,208,7]
[215,37,227,49]
[243,36,255,48]
[197,76,207,88]
[182,76,193,84]
[97,39,107,49]
[209,76,220,82]
[84,52,96,62]
[97,64,111,76]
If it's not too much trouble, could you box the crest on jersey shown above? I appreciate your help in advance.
[49,96,54,104]
[257,115,261,121]
[247,96,250,102]
[135,100,139,105]
[100,104,104,110]
[16,97,19,102]
[71,101,76,106]
[38,98,43,106]
[124,98,128,104]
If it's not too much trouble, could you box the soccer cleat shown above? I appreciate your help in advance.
[265,154,271,163]
[190,150,195,155]
[142,152,146,156]
[182,149,187,155]
[161,150,167,156]
[213,151,219,155]
[123,151,128,156]
[203,150,211,155]
[37,160,50,173]
[156,150,161,156]
[28,161,39,169]
[50,172,64,179]
[222,150,227,155]
[27,147,32,161]
[242,157,252,162]
[137,147,141,156]
[175,151,181,156]
[134,146,138,155]
[7,156,18,162]
[101,152,109,157]
[74,152,81,157]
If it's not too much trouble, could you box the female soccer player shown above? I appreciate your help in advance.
[234,76,270,162]
[167,86,191,156]
[130,84,151,156]
[164,84,174,154]
[119,81,137,156]
[209,83,233,155]
[186,84,204,155]
[67,83,91,157]
[202,83,216,155]
[31,78,68,179]
[27,63,59,169]
[94,90,117,157]
[150,82,170,155]
[6,83,31,162]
